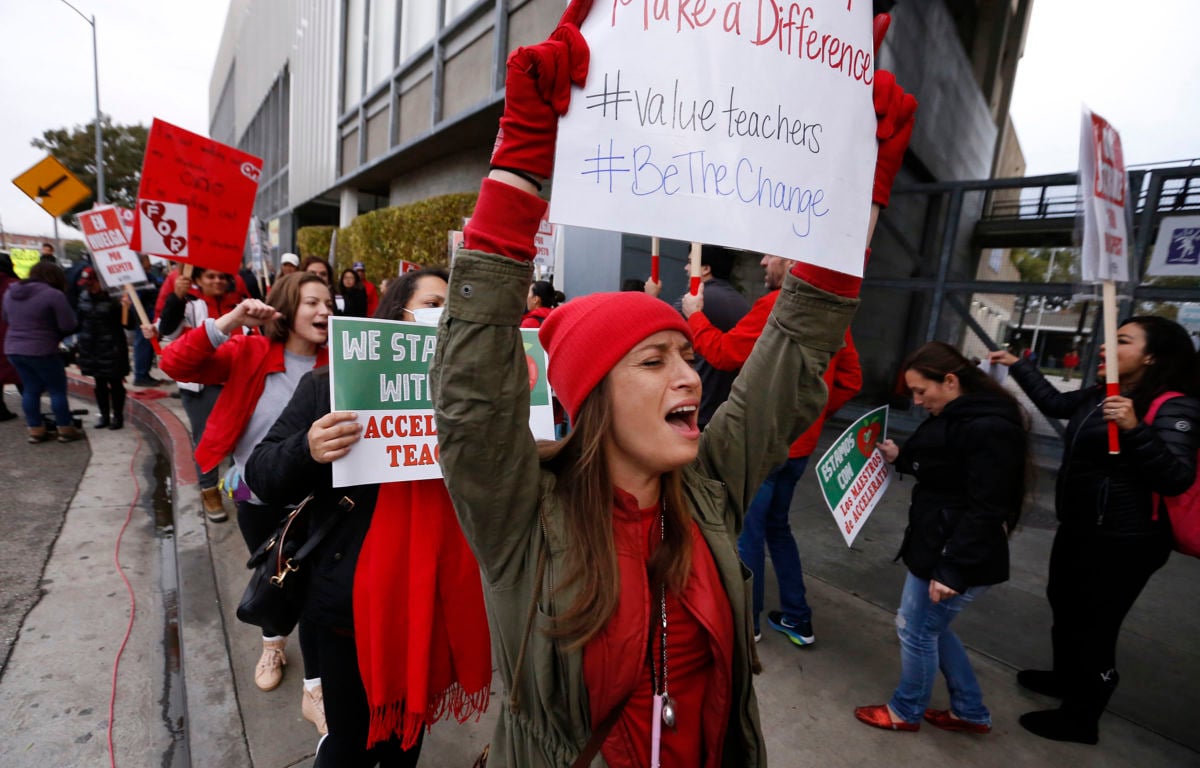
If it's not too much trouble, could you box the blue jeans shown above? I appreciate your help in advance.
[737,456,811,631]
[889,572,990,725]
[7,353,72,429]
[180,386,222,489]
[133,330,155,379]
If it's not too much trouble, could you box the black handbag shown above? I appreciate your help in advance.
[235,493,348,632]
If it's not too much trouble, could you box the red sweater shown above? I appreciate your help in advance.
[160,327,328,473]
[583,489,733,768]
[690,293,862,458]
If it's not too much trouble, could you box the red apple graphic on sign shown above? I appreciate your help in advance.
[855,420,881,458]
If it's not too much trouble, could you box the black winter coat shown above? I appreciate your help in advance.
[244,367,378,632]
[1009,359,1200,537]
[76,288,132,378]
[894,390,1026,593]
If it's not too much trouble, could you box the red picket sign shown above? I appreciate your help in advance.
[131,118,263,274]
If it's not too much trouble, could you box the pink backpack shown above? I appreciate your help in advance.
[1145,391,1200,558]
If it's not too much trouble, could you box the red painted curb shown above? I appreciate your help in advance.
[67,373,199,487]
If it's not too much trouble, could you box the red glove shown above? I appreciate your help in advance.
[490,1,592,183]
[872,69,918,208]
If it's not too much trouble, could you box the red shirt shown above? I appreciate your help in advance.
[690,293,862,458]
[583,489,733,768]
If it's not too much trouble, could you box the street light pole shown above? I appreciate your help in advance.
[57,0,105,205]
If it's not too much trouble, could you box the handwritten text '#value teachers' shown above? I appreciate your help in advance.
[611,0,876,81]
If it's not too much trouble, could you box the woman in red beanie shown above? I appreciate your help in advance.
[425,5,913,767]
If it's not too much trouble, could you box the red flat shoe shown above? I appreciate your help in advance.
[923,709,991,734]
[855,704,920,732]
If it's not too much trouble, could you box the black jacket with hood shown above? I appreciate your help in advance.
[894,390,1027,593]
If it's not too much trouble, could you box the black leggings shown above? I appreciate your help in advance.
[1046,525,1171,683]
[93,376,126,419]
[236,499,320,678]
[313,623,423,768]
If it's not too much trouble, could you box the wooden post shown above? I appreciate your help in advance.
[125,283,161,354]
[688,242,702,296]
[1102,280,1120,454]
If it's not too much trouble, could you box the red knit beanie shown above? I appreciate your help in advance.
[539,292,692,421]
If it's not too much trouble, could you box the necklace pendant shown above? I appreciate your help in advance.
[661,694,676,729]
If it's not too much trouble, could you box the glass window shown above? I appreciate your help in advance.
[343,0,366,111]
[399,0,437,63]
[367,0,397,90]
[443,0,475,26]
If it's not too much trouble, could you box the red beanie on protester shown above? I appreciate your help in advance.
[539,291,692,421]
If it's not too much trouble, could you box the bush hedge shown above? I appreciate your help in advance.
[295,191,477,279]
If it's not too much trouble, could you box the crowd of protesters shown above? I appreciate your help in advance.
[4,5,1200,767]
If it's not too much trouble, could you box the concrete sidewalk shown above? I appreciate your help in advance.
[2,380,1197,767]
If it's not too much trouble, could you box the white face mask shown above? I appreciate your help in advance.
[406,306,444,326]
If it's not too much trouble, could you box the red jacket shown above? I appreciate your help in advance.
[160,327,328,473]
[690,291,862,457]
[363,279,379,317]
[520,306,552,328]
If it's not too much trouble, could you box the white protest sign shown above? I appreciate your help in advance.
[1146,214,1200,277]
[550,1,876,275]
[1078,108,1129,283]
[77,205,148,287]
[816,405,891,546]
[328,317,555,487]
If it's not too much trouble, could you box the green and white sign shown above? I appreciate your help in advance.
[816,405,891,547]
[328,316,554,487]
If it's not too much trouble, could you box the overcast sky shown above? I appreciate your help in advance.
[1,0,1197,240]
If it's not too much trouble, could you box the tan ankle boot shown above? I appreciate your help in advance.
[56,425,84,443]
[27,426,49,444]
[200,487,228,522]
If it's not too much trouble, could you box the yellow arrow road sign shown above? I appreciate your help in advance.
[12,155,92,218]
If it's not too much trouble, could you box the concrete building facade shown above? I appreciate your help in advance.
[209,0,1034,399]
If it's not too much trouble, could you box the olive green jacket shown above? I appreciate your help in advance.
[431,250,857,767]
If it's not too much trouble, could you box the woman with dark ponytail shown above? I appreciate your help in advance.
[856,341,1028,735]
[520,280,565,328]
[990,315,1200,744]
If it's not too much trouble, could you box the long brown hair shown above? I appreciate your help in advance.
[536,377,693,649]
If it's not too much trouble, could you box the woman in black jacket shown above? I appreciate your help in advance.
[989,315,1200,744]
[337,269,369,317]
[246,269,490,768]
[856,342,1027,735]
[76,267,135,429]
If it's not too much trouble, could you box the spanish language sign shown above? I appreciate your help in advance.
[1146,214,1200,277]
[77,205,148,288]
[1079,108,1129,283]
[550,0,876,275]
[328,317,555,487]
[816,405,891,547]
[131,118,262,274]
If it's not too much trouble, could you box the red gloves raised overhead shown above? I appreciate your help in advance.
[872,70,918,208]
[489,1,592,183]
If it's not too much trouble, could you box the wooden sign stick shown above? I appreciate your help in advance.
[1102,280,1120,454]
[651,237,660,283]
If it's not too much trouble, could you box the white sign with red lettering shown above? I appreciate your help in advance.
[551,0,877,275]
[78,205,148,287]
[1079,108,1129,283]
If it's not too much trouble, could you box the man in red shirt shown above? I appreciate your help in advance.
[353,261,380,317]
[668,254,862,645]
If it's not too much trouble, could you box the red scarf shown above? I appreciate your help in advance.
[353,479,492,749]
